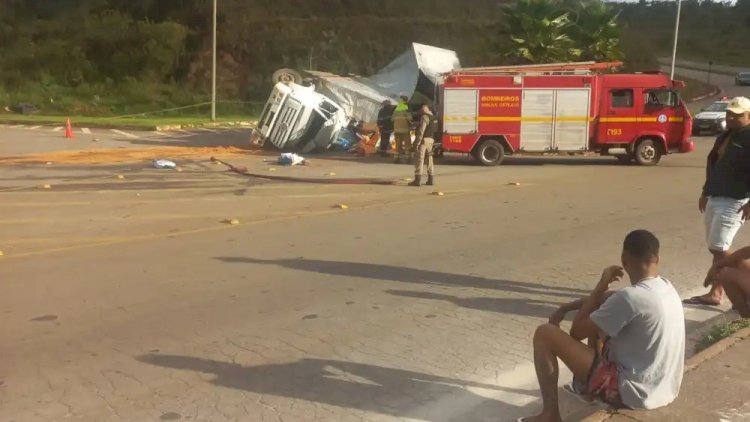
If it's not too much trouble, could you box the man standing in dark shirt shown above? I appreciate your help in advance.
[376,99,395,156]
[684,97,750,307]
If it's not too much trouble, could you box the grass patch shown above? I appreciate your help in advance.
[0,114,256,129]
[695,318,750,353]
[680,77,716,102]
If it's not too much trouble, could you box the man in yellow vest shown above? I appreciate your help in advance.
[392,95,412,164]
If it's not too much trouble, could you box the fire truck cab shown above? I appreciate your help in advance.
[435,62,695,166]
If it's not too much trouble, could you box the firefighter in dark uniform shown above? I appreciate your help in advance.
[376,99,395,156]
[409,104,437,186]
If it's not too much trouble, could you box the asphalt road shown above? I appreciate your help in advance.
[670,65,750,110]
[0,66,746,422]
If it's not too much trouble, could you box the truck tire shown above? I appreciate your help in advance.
[474,139,505,166]
[634,139,662,166]
[272,68,303,85]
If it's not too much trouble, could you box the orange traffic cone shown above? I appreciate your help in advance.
[64,117,74,139]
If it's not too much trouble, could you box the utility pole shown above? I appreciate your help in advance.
[669,0,682,80]
[211,0,217,121]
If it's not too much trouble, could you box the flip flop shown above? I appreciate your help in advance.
[682,295,721,306]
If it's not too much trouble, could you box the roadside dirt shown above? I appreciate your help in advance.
[0,146,257,165]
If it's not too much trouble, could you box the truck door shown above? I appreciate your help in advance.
[598,88,637,144]
[641,89,682,146]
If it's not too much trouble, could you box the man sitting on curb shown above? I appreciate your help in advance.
[519,230,685,422]
[703,245,750,317]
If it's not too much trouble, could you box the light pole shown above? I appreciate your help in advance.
[669,0,682,80]
[211,0,217,121]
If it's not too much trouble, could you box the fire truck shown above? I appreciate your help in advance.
[435,62,695,166]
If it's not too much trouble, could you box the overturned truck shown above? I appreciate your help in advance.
[250,43,461,152]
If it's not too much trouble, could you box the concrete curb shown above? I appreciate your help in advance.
[685,85,722,103]
[685,325,750,372]
[578,322,750,422]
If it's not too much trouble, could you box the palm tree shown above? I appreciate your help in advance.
[502,0,582,64]
[567,1,623,62]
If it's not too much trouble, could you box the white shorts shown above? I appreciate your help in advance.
[705,197,749,252]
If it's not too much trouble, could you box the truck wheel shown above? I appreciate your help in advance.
[634,139,662,166]
[474,139,505,166]
[272,68,302,85]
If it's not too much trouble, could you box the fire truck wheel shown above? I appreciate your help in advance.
[634,139,662,166]
[474,139,505,166]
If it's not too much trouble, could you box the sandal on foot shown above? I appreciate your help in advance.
[682,295,721,306]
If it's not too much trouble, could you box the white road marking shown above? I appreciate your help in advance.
[151,131,170,137]
[111,129,138,139]
[199,128,217,133]
[52,127,64,132]
[10,125,25,128]
[28,126,41,130]
[81,128,92,134]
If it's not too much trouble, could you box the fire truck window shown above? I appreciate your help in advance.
[644,90,677,108]
[611,89,634,108]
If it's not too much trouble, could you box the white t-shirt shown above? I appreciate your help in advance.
[590,276,685,410]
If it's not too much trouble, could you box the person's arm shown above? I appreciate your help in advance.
[549,290,618,326]
[570,266,625,341]
[705,245,750,287]
[415,115,428,143]
[549,298,585,326]
[718,246,750,268]
[698,134,725,205]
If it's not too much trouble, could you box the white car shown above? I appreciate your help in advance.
[692,98,729,136]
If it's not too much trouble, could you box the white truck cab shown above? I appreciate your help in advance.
[250,82,349,152]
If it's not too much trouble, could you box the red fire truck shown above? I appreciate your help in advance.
[435,62,695,166]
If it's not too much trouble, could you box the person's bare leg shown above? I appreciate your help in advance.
[720,268,750,317]
[520,323,596,422]
[699,250,730,305]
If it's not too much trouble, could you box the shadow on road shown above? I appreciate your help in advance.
[386,289,559,318]
[214,257,588,299]
[137,354,537,421]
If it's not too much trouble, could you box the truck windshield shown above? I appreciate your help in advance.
[705,102,728,112]
[644,90,678,108]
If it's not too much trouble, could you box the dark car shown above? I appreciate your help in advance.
[735,72,750,86]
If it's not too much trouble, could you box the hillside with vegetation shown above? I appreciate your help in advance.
[0,0,746,116]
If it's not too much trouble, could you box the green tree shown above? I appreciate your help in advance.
[502,0,581,64]
[567,1,623,62]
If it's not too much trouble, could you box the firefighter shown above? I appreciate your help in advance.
[392,95,412,164]
[409,103,437,186]
[376,99,395,156]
